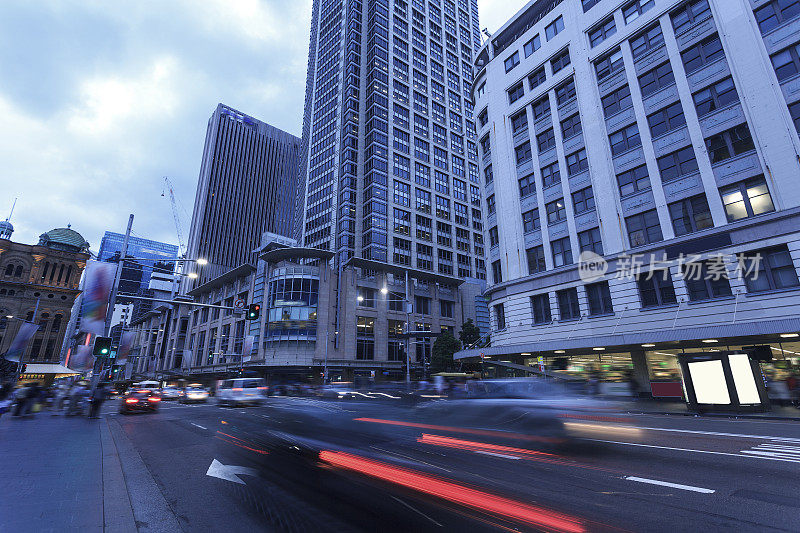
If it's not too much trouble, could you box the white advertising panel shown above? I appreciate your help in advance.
[688,360,730,405]
[728,353,761,404]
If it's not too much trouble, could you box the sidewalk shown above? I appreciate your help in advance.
[605,398,800,421]
[0,411,136,533]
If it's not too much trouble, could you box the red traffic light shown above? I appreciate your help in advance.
[246,303,261,320]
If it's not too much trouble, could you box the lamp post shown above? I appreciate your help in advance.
[359,285,413,385]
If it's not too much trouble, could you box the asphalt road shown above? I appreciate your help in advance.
[103,397,800,532]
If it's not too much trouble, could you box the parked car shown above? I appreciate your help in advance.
[181,386,209,403]
[159,387,184,400]
[216,378,268,407]
[120,389,161,414]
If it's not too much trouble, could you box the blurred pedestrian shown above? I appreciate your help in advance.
[787,371,800,408]
[66,382,89,416]
[0,382,13,419]
[88,383,110,419]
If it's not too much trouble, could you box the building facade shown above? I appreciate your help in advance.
[185,104,301,287]
[97,231,178,299]
[0,227,90,365]
[458,0,800,394]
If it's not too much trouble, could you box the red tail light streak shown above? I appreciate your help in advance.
[214,431,269,455]
[353,417,561,443]
[319,450,586,532]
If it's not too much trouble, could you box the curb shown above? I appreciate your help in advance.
[101,418,138,533]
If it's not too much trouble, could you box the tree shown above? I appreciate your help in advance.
[458,319,481,347]
[431,333,461,374]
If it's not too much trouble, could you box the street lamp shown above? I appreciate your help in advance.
[356,295,364,302]
[196,258,208,266]
[187,272,198,279]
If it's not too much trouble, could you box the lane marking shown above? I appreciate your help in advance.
[624,476,715,494]
[592,439,800,464]
[627,426,800,443]
[475,450,522,460]
[390,495,444,527]
[190,422,207,430]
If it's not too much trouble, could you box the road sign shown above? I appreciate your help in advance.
[233,298,245,309]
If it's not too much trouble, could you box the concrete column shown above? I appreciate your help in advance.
[630,348,651,397]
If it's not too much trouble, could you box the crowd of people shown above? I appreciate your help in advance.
[0,380,112,419]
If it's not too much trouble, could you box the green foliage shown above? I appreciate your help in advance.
[431,333,461,373]
[458,319,481,347]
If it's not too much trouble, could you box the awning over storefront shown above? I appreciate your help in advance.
[455,317,800,359]
[20,363,80,376]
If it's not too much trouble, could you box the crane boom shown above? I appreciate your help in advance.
[163,176,186,257]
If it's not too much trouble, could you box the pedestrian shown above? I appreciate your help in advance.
[0,382,13,419]
[66,382,88,416]
[88,383,110,419]
[11,383,31,416]
[787,371,800,408]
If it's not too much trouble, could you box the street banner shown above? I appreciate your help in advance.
[242,335,255,362]
[80,260,117,335]
[4,322,39,362]
[68,344,95,372]
[117,331,135,364]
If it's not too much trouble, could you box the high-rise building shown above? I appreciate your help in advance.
[97,232,179,297]
[459,0,800,395]
[186,104,301,287]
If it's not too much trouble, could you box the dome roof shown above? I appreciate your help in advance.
[38,226,90,253]
[0,219,12,238]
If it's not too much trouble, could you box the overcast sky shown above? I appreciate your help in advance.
[1,0,526,252]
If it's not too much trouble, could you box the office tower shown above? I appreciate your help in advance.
[299,0,486,280]
[97,231,179,296]
[186,104,301,286]
[460,0,800,394]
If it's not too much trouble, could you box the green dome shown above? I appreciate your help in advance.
[38,226,90,253]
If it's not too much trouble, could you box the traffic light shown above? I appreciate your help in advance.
[18,363,27,374]
[93,336,113,357]
[246,303,261,321]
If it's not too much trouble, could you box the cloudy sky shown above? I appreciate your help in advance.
[1,0,526,252]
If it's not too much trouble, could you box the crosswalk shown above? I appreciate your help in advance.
[741,442,800,463]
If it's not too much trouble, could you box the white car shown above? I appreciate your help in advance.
[159,387,184,400]
[181,386,209,403]
[216,378,268,407]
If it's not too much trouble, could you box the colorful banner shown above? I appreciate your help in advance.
[117,331,135,364]
[80,260,117,335]
[4,322,39,362]
[242,335,255,362]
[68,344,95,372]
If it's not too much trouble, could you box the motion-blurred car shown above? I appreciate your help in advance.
[217,378,268,406]
[159,387,184,400]
[181,386,209,403]
[119,389,161,414]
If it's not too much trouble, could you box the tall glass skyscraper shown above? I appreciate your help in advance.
[97,231,179,297]
[299,0,486,281]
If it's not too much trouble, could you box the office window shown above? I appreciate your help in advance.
[609,123,641,156]
[582,0,601,12]
[489,225,499,247]
[639,62,675,97]
[557,288,581,320]
[578,227,604,255]
[519,173,536,197]
[415,295,431,315]
[531,293,551,324]
[511,110,528,133]
[561,113,582,139]
[527,245,546,274]
[522,208,540,232]
[623,0,655,23]
[546,15,564,40]
[705,123,755,164]
[516,141,533,164]
[546,198,566,223]
[771,44,800,81]
[617,165,650,196]
[601,85,632,117]
[789,100,800,133]
[357,316,375,337]
[440,299,454,318]
[551,236,573,267]
[668,194,713,236]
[529,67,547,90]
[537,128,556,153]
[595,48,623,81]
[492,260,503,283]
[566,148,588,176]
[682,261,732,301]
[720,176,775,222]
[484,165,494,184]
[551,48,571,73]
[504,51,520,72]
[681,34,724,74]
[755,0,800,34]
[693,77,738,117]
[586,281,614,315]
[416,187,431,212]
[555,78,576,105]
[626,209,663,246]
[647,102,686,137]
[494,303,506,329]
[572,187,595,214]
[589,16,617,47]
[532,95,550,119]
[671,0,712,35]
[524,35,541,57]
[486,194,496,215]
[357,287,376,307]
[657,146,698,182]
[541,161,561,187]
[394,208,411,235]
[637,270,677,307]
[630,23,663,58]
[738,245,799,292]
[508,81,525,104]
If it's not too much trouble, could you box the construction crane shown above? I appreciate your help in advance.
[161,176,187,258]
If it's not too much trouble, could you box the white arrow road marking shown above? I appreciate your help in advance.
[206,459,258,485]
[624,476,715,494]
